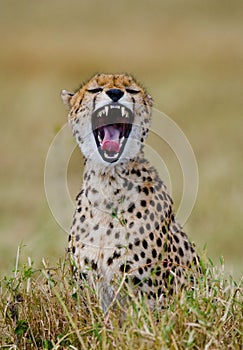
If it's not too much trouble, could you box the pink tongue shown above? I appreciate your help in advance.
[101,126,120,153]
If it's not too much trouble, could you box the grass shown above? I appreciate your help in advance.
[0,0,242,279]
[0,247,242,349]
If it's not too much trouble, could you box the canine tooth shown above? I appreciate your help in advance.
[121,107,126,117]
[125,111,129,118]
[105,106,109,115]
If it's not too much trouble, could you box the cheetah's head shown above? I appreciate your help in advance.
[61,73,153,165]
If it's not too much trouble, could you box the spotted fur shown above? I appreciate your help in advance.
[61,73,200,310]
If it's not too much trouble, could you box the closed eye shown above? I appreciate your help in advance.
[125,88,140,94]
[87,87,103,93]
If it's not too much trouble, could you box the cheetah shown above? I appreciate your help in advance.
[61,73,200,311]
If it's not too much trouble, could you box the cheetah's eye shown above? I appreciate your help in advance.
[87,88,103,93]
[126,88,140,94]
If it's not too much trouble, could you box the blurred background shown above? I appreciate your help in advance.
[0,0,242,279]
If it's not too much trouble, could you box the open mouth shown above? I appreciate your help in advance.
[92,103,134,163]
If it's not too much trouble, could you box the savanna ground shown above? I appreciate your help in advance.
[0,0,242,348]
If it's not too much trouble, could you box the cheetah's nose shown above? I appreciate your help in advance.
[106,89,124,102]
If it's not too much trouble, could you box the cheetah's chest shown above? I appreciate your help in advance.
[70,164,171,277]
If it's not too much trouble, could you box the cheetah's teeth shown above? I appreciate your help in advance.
[105,106,109,116]
[104,152,119,159]
[121,107,126,117]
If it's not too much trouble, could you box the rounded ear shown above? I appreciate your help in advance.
[61,90,74,108]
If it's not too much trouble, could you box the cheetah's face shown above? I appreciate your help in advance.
[61,74,153,165]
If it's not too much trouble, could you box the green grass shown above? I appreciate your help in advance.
[0,0,242,280]
[0,247,242,349]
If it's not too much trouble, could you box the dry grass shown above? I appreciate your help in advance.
[0,0,242,301]
[0,247,242,349]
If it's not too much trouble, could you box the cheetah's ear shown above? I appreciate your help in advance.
[61,90,74,108]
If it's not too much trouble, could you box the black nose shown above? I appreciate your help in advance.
[106,89,124,102]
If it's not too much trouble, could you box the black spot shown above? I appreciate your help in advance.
[140,251,145,258]
[193,256,198,265]
[156,203,162,212]
[106,229,111,236]
[120,264,131,273]
[139,226,144,234]
[113,251,121,259]
[68,235,71,242]
[155,267,161,276]
[163,259,168,268]
[129,221,134,228]
[109,222,114,229]
[173,225,179,233]
[149,232,154,241]
[162,225,167,235]
[84,257,89,265]
[142,239,148,249]
[150,200,155,206]
[146,258,152,265]
[128,203,135,213]
[136,169,141,177]
[143,187,149,196]
[80,272,87,281]
[154,221,160,230]
[149,187,154,193]
[152,249,157,258]
[75,234,80,241]
[115,232,120,239]
[93,224,99,230]
[174,235,179,243]
[80,215,85,223]
[72,246,76,254]
[134,238,140,246]
[141,200,146,207]
[132,276,142,286]
[156,237,162,247]
[149,213,154,221]
[128,243,133,250]
[184,240,189,250]
[178,247,184,257]
[134,254,139,261]
[146,278,153,287]
[175,255,180,264]
[146,223,151,230]
[153,279,158,287]
[138,267,143,275]
[136,211,142,219]
[127,182,133,190]
[91,260,97,270]
[107,257,113,266]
